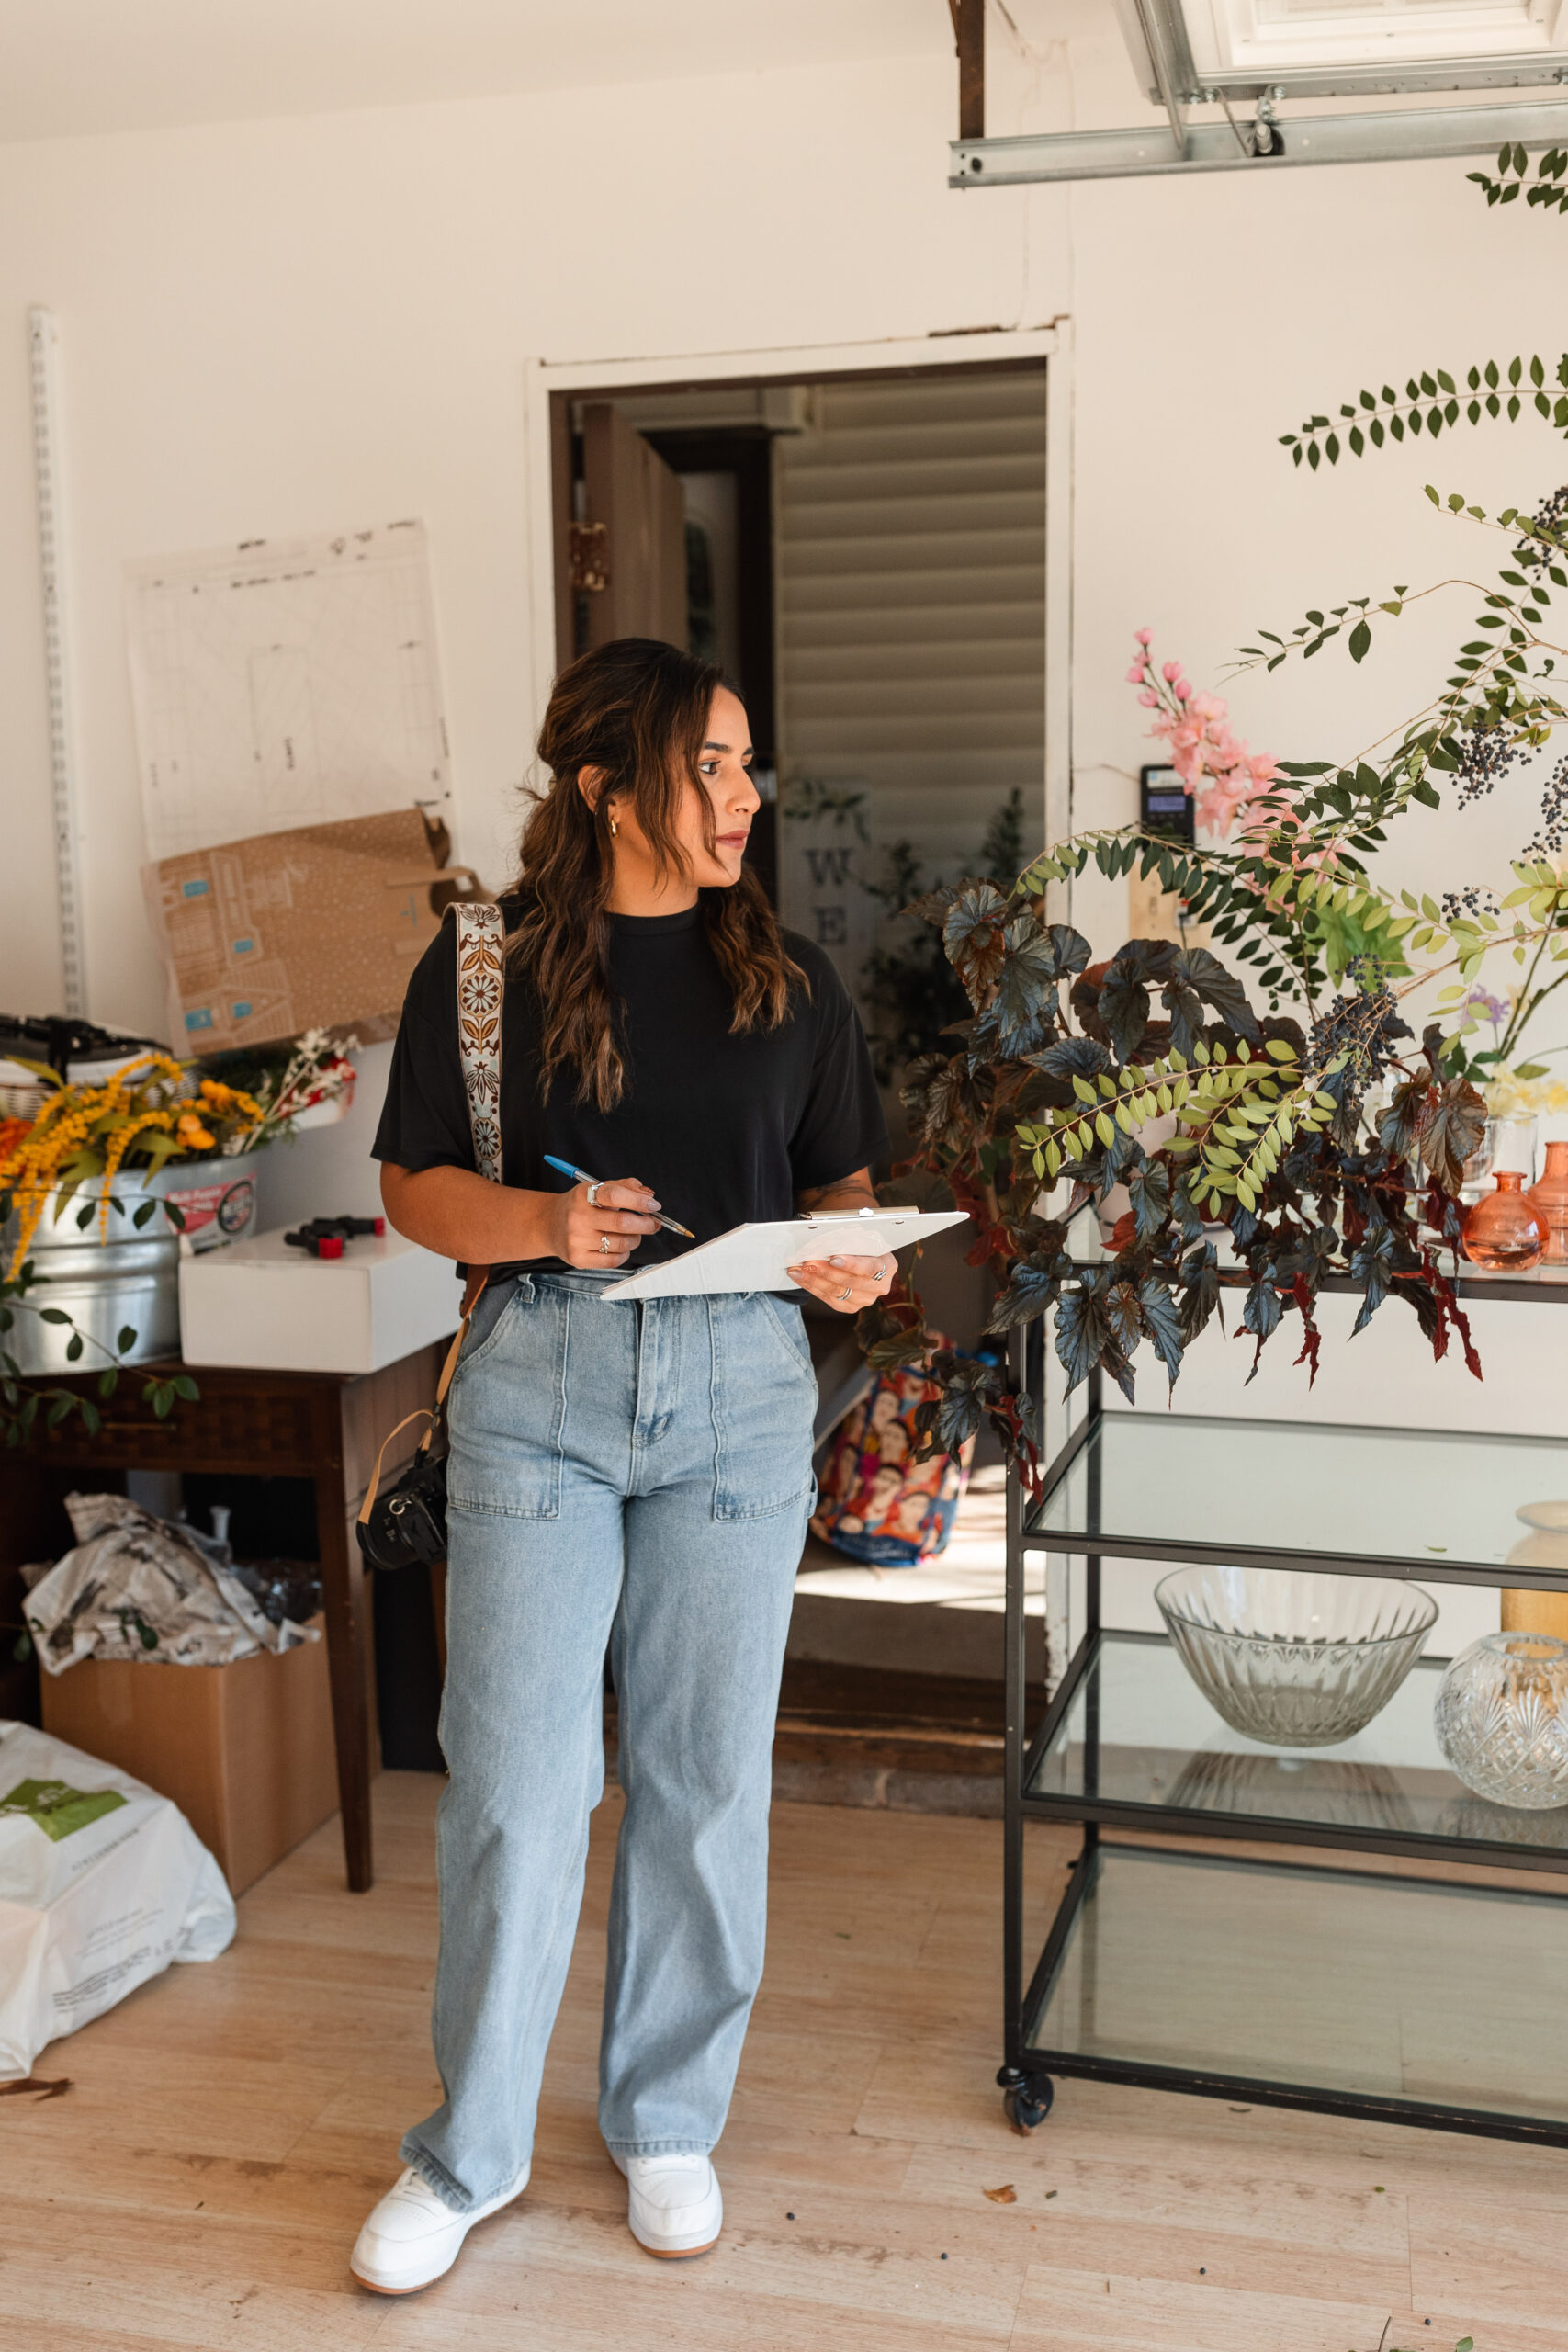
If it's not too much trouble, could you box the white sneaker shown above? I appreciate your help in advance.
[350,2162,529,2294]
[611,2149,723,2258]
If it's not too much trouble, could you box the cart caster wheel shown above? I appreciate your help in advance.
[998,2067,1054,2132]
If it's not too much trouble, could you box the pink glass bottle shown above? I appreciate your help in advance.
[1526,1140,1568,1266]
[1461,1170,1546,1271]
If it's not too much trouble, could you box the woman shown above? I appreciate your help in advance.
[355,637,892,2293]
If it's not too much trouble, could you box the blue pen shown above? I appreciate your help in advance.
[542,1155,694,1239]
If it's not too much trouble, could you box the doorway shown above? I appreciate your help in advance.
[542,347,1065,1048]
[533,334,1068,1789]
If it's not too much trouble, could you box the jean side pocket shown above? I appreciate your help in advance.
[759,1293,817,1379]
[446,1282,566,1521]
[711,1296,818,1523]
[450,1274,527,1380]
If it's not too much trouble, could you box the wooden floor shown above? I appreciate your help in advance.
[7,1775,1568,2352]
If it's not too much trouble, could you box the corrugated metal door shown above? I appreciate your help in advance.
[774,365,1047,895]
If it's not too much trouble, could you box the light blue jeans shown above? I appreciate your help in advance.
[401,1270,818,2212]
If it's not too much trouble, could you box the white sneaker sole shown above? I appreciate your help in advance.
[629,2227,721,2260]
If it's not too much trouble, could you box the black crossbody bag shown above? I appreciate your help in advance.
[356,900,505,1572]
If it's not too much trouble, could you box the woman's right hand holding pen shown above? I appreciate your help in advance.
[547,1177,662,1270]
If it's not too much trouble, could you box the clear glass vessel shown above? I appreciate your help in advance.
[1433,1631,1568,1810]
[1153,1565,1438,1748]
[1461,1170,1545,1272]
[1490,1114,1540,1182]
[1460,1114,1538,1209]
[1526,1139,1568,1266]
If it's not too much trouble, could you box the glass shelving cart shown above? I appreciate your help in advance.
[1000,1267,1568,2145]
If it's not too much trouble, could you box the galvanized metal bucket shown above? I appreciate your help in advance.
[1,1167,194,1375]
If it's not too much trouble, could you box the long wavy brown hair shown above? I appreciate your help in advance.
[509,637,807,1109]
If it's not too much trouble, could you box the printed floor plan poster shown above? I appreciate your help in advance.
[126,520,454,862]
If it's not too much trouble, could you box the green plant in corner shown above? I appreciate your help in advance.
[857,154,1568,1475]
[863,876,1483,1488]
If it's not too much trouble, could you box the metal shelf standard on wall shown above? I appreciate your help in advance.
[28,307,88,1020]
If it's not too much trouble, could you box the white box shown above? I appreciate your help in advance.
[178,1227,462,1373]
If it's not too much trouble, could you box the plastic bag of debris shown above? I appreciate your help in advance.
[0,1720,234,2078]
[23,1493,321,1676]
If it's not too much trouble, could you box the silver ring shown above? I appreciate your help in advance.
[600,1233,612,1253]
[874,1263,886,1280]
[585,1181,604,1209]
[840,1285,852,1302]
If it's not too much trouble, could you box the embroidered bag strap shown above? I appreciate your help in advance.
[448,900,505,1186]
[357,902,505,1558]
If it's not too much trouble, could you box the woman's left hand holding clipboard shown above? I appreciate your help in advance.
[785,1168,898,1317]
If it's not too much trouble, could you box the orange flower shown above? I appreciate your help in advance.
[3,1051,255,1273]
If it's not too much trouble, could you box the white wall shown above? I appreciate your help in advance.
[0,45,1054,1035]
[3,14,1557,1021]
[1,6,1562,1440]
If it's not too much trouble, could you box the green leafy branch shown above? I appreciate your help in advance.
[1017,1035,1331,1216]
[1179,1048,1339,1216]
[1282,355,1568,470]
[1238,536,1568,700]
[1015,789,1568,1069]
[1020,819,1411,1008]
[1469,139,1568,212]
[0,1250,198,1445]
[1013,1047,1224,1176]
[1231,513,1568,849]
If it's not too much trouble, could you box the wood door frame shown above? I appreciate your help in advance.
[638,426,778,767]
[524,324,1074,859]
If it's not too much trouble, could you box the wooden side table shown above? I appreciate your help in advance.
[0,1340,446,1893]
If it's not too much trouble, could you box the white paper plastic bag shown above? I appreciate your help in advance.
[0,1721,235,2080]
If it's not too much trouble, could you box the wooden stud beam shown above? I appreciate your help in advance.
[951,0,985,141]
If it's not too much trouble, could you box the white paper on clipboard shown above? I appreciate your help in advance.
[601,1208,969,1300]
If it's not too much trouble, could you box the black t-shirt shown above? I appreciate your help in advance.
[372,894,889,1273]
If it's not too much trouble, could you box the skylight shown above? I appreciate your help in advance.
[1194,0,1568,75]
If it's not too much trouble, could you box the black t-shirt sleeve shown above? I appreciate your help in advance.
[784,940,890,1191]
[371,922,477,1175]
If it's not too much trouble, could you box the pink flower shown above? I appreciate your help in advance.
[1195,771,1257,836]
[1124,634,1278,842]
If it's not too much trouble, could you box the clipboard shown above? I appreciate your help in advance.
[601,1208,969,1300]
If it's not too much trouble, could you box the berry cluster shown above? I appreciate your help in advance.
[1521,482,1568,568]
[1440,885,1499,921]
[1526,752,1568,858]
[1304,975,1406,1092]
[1453,721,1524,811]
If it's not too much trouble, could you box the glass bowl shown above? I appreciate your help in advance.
[1154,1566,1438,1748]
[1434,1632,1568,1809]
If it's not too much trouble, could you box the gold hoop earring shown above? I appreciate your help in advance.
[606,808,618,837]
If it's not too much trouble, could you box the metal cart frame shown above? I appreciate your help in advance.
[999,1276,1568,2146]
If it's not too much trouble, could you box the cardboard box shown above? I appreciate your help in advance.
[141,807,448,1055]
[39,1617,338,1896]
[179,1226,462,1373]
